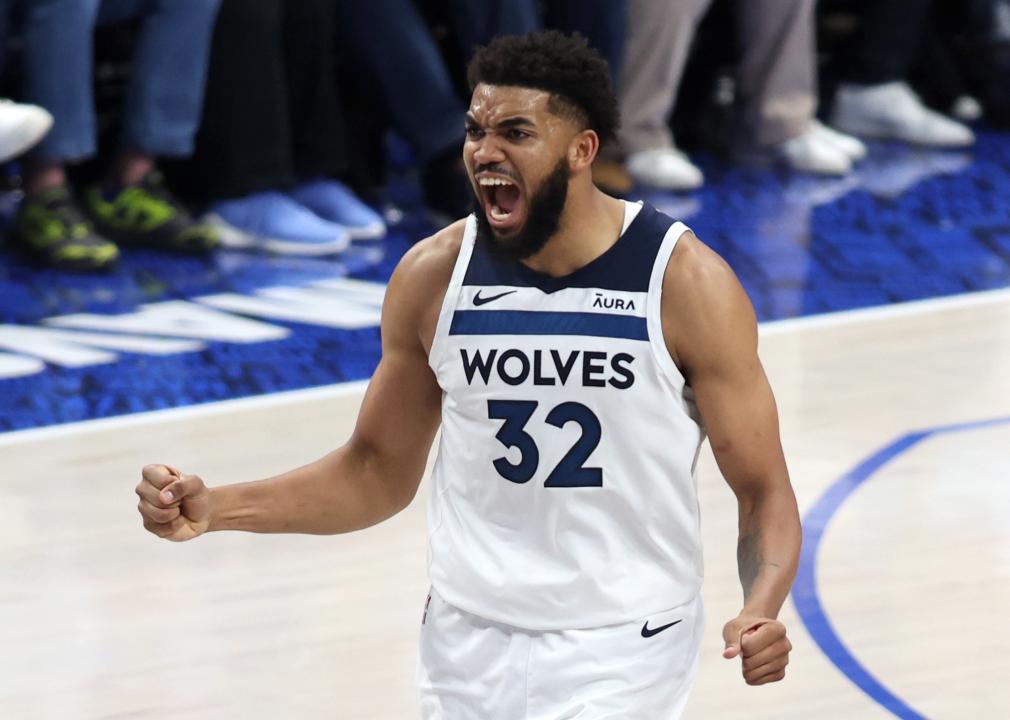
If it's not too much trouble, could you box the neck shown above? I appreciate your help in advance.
[520,181,625,277]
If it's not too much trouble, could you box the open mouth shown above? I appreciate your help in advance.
[477,175,524,232]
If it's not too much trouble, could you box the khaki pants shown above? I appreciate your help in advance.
[617,0,817,154]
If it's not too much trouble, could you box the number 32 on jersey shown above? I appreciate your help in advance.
[487,399,603,488]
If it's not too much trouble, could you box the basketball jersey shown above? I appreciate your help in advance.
[426,201,706,630]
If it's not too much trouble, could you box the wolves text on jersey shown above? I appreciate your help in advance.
[460,348,636,389]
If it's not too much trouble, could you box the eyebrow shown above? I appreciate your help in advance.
[465,114,536,129]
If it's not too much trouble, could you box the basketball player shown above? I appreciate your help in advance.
[136,31,801,718]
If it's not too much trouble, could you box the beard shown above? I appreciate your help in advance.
[473,158,570,262]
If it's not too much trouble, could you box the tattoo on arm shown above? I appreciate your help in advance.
[737,530,782,600]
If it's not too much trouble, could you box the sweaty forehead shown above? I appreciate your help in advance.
[468,84,554,124]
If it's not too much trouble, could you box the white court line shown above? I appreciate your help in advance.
[2,288,1009,446]
[759,287,1010,336]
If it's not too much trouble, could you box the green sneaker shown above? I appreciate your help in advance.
[14,186,120,271]
[85,170,219,253]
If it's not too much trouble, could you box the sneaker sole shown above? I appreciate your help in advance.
[91,223,218,254]
[346,221,387,241]
[830,114,974,148]
[203,213,351,256]
[12,241,118,273]
[625,171,704,191]
[734,147,851,176]
[261,235,351,255]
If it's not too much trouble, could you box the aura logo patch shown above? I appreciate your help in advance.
[591,292,636,312]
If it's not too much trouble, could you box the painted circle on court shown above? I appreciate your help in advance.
[792,416,1010,720]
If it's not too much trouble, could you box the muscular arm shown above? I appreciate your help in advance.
[205,245,446,534]
[664,234,801,619]
[199,235,454,535]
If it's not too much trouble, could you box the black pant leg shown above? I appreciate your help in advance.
[189,0,295,202]
[281,0,348,181]
[842,0,932,84]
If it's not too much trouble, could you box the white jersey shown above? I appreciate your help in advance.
[426,201,706,630]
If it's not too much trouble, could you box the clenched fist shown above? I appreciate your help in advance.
[135,464,212,542]
[722,615,792,686]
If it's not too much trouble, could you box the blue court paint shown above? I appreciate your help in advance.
[793,415,1010,719]
[2,133,1010,431]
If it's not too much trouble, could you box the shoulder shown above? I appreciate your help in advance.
[660,229,757,372]
[395,218,467,285]
[384,218,469,351]
[387,218,466,303]
[664,230,744,306]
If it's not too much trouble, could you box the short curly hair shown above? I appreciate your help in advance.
[466,30,619,145]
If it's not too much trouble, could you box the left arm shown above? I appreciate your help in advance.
[663,232,801,685]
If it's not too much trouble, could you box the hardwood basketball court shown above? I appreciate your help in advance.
[1,289,1006,719]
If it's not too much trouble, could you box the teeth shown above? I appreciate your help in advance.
[490,205,511,221]
[478,177,516,187]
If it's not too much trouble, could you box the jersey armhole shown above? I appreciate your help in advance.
[646,221,691,394]
[428,215,477,372]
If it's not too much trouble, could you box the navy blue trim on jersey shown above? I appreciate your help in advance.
[463,204,676,294]
[449,310,648,340]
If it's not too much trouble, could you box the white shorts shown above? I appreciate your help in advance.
[417,588,704,720]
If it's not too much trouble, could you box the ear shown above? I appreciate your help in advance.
[568,129,600,172]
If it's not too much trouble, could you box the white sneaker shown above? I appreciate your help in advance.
[831,81,975,147]
[951,95,983,122]
[775,128,852,175]
[626,148,704,190]
[0,100,53,163]
[810,119,867,161]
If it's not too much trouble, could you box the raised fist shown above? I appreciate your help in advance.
[135,464,212,542]
[722,615,792,686]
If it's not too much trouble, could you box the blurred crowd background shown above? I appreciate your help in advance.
[0,0,1007,273]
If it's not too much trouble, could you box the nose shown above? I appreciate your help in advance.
[471,134,506,166]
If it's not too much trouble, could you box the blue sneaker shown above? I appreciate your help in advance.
[287,179,386,241]
[202,191,350,256]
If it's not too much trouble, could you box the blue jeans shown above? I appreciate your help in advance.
[334,0,537,164]
[21,0,221,161]
[544,0,628,84]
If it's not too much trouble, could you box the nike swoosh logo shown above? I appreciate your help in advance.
[473,289,518,306]
[640,619,682,638]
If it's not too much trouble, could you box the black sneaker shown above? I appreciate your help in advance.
[13,186,120,271]
[85,170,219,253]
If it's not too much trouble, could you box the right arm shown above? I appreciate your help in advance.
[135,232,457,541]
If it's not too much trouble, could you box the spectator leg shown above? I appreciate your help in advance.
[617,0,712,155]
[736,0,817,146]
[282,0,348,181]
[842,0,932,84]
[101,0,221,158]
[443,0,539,60]
[187,0,295,202]
[543,0,628,82]
[21,0,102,161]
[334,0,462,164]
